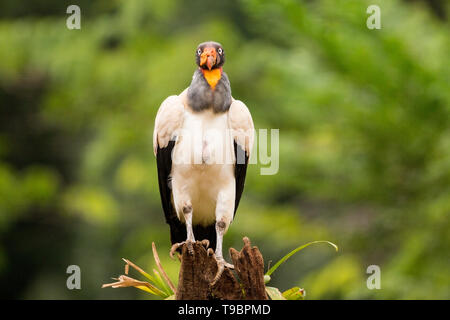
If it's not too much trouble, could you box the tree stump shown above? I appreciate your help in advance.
[176,237,268,300]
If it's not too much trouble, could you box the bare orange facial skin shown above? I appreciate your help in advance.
[200,47,217,70]
[201,67,222,90]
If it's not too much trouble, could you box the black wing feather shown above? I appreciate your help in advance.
[234,141,249,215]
[156,141,186,245]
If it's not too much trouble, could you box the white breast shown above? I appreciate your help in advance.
[171,109,235,226]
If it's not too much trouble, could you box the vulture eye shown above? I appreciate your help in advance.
[197,48,202,55]
[218,48,223,54]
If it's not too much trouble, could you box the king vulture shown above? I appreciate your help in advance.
[153,41,254,283]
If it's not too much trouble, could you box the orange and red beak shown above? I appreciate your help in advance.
[200,47,217,70]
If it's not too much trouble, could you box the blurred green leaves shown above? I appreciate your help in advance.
[0,164,59,231]
[63,186,119,225]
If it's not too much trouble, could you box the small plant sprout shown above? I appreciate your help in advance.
[264,240,338,300]
[102,242,176,299]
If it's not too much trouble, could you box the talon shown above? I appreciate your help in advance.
[207,248,215,256]
[169,240,195,259]
[212,262,224,285]
[169,242,185,260]
[201,239,210,249]
[211,258,234,286]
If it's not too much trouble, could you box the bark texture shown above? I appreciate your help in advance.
[176,237,268,300]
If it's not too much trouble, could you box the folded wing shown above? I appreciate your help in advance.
[228,99,254,215]
[153,93,186,244]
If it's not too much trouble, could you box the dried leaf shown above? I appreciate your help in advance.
[152,242,177,294]
[102,275,167,297]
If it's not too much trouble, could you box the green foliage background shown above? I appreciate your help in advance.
[0,0,449,299]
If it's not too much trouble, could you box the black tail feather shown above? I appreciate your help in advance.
[168,220,217,252]
[193,224,217,251]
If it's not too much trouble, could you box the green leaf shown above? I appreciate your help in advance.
[266,241,338,276]
[153,268,173,296]
[265,287,286,300]
[282,286,300,297]
[282,287,305,300]
[139,282,168,298]
[135,285,158,295]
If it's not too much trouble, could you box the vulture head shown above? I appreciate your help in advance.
[195,41,225,70]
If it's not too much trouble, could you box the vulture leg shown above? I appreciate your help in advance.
[211,219,235,284]
[211,187,235,285]
[169,203,195,258]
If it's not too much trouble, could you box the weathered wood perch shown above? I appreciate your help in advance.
[176,237,268,300]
